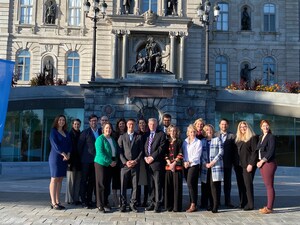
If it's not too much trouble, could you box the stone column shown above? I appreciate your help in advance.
[179,32,187,80]
[116,0,122,15]
[169,31,176,74]
[111,30,118,79]
[121,30,130,79]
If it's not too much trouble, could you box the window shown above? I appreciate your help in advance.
[263,4,275,32]
[16,50,30,81]
[215,56,228,87]
[20,0,33,24]
[142,0,158,13]
[216,2,228,31]
[68,0,81,26]
[263,57,276,85]
[67,52,80,82]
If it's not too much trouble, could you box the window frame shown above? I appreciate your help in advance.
[216,2,229,31]
[16,50,31,81]
[262,56,276,85]
[67,51,80,83]
[19,0,33,24]
[67,0,81,26]
[215,55,228,87]
[263,3,276,32]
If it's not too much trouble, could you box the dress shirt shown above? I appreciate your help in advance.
[183,137,202,166]
[106,137,116,157]
[92,128,99,139]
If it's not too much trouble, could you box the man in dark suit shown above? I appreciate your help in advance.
[78,114,102,208]
[215,118,244,208]
[144,118,166,213]
[118,118,143,212]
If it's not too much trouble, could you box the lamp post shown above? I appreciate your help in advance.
[197,1,220,83]
[84,0,107,82]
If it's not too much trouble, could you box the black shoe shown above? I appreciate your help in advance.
[167,208,173,212]
[207,206,212,211]
[130,205,138,213]
[154,207,162,213]
[120,205,127,212]
[212,208,218,213]
[104,206,111,213]
[82,203,88,209]
[98,206,104,212]
[57,203,65,209]
[243,206,254,211]
[50,203,61,210]
[145,204,155,211]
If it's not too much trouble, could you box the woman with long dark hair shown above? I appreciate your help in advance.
[49,115,71,210]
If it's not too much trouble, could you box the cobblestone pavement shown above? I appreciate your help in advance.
[0,167,300,225]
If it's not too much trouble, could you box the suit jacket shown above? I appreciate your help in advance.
[236,135,258,168]
[78,127,101,163]
[201,137,224,182]
[144,130,166,171]
[256,133,276,162]
[215,131,237,168]
[118,132,143,168]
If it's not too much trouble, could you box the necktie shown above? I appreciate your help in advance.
[148,133,154,155]
[222,133,226,143]
[129,133,133,142]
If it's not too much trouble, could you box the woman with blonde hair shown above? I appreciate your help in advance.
[235,121,258,211]
[183,124,202,212]
[201,124,223,213]
[193,118,205,140]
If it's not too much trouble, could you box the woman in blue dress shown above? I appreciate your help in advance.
[49,115,72,210]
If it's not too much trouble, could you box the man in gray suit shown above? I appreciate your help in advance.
[118,119,143,212]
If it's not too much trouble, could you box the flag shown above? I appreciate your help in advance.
[0,59,15,143]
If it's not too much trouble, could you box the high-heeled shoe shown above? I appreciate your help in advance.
[57,202,65,209]
[186,203,197,213]
[50,203,61,210]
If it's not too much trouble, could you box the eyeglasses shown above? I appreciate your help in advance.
[101,119,108,121]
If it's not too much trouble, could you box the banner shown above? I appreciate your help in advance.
[0,59,15,143]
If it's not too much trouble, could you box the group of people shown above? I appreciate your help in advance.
[48,113,277,215]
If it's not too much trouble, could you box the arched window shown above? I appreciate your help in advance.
[142,0,158,13]
[20,0,33,24]
[215,56,228,87]
[16,50,31,81]
[263,4,276,32]
[67,52,80,82]
[263,57,276,85]
[216,2,229,31]
[68,0,81,26]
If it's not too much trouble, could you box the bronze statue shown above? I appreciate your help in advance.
[167,0,178,16]
[123,0,131,14]
[241,7,251,30]
[44,60,54,85]
[45,1,56,24]
[240,64,256,87]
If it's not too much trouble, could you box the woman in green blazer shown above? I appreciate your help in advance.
[94,122,118,213]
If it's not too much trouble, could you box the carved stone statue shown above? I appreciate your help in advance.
[130,53,148,72]
[167,0,177,16]
[240,64,256,87]
[45,1,56,24]
[241,7,251,30]
[123,0,131,14]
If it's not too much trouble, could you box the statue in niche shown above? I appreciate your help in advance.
[167,0,178,16]
[241,7,251,30]
[240,64,256,87]
[123,0,131,14]
[130,53,149,72]
[44,60,54,85]
[45,1,56,24]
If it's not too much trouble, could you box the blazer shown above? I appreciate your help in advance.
[215,131,238,168]
[118,132,144,167]
[78,127,101,164]
[144,130,166,171]
[201,137,224,183]
[94,134,118,167]
[256,133,276,162]
[236,135,258,168]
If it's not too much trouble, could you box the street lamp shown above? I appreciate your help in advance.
[84,0,108,82]
[197,1,220,83]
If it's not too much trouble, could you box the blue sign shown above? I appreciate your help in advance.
[0,59,15,143]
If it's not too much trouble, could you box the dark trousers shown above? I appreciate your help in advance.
[120,166,139,206]
[137,185,149,205]
[242,167,256,209]
[94,163,112,208]
[164,170,183,212]
[80,162,95,205]
[207,168,221,211]
[260,161,277,209]
[184,165,199,205]
[234,165,247,207]
[223,167,232,205]
[148,167,164,209]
